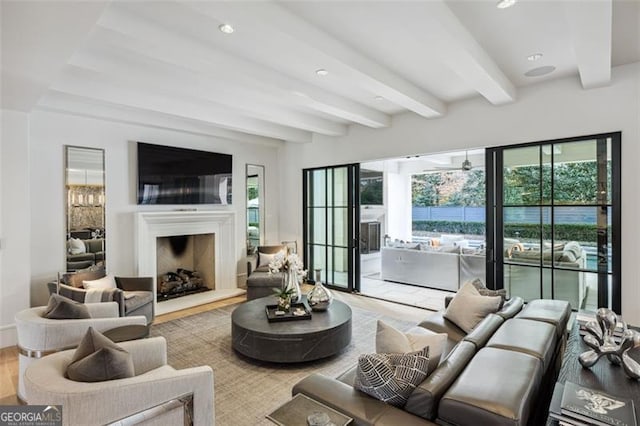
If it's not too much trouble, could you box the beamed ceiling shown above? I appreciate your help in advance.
[2,0,639,145]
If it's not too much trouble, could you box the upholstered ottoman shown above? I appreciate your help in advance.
[439,347,542,426]
[485,318,556,370]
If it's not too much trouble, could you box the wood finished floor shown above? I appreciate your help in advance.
[0,291,432,406]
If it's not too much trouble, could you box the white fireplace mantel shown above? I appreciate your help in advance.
[135,210,240,314]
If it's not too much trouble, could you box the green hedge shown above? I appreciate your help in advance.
[412,220,485,235]
[412,220,608,242]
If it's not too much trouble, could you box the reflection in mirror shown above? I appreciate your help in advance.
[65,146,106,272]
[246,164,265,254]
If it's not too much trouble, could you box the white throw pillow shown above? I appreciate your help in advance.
[376,320,447,374]
[444,283,501,333]
[258,250,285,268]
[68,238,86,255]
[83,274,117,290]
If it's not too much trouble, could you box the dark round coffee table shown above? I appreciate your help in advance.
[231,296,352,363]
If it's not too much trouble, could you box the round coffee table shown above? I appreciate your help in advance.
[231,296,352,363]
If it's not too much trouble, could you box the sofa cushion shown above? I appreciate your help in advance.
[418,311,466,354]
[43,294,91,319]
[486,318,556,370]
[439,347,542,426]
[124,291,154,313]
[404,340,477,421]
[353,346,430,407]
[496,297,524,320]
[66,327,134,382]
[376,320,446,375]
[463,314,504,349]
[515,299,571,338]
[444,282,501,333]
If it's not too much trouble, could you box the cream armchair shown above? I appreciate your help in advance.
[15,302,147,402]
[24,337,214,426]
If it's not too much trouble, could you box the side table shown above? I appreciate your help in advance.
[267,393,352,426]
[103,324,150,343]
[547,324,640,424]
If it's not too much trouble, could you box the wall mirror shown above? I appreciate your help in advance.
[246,164,265,254]
[65,146,106,272]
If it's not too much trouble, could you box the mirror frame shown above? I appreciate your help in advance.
[246,164,265,254]
[65,145,106,272]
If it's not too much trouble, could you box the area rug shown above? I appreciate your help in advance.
[150,303,417,426]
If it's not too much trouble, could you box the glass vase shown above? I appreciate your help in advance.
[308,270,333,311]
[284,270,302,303]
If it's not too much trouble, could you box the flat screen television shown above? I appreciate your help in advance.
[360,169,383,205]
[137,142,232,205]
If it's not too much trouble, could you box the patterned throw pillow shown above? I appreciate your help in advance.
[354,346,430,407]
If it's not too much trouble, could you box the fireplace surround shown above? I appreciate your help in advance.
[135,211,244,314]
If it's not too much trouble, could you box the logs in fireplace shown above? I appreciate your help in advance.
[157,268,209,301]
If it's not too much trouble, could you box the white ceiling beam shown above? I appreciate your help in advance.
[96,4,390,128]
[186,1,446,118]
[564,0,612,89]
[36,91,283,147]
[0,1,108,111]
[50,67,312,143]
[396,1,516,105]
[69,44,347,136]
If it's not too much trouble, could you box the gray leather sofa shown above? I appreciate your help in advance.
[293,298,570,426]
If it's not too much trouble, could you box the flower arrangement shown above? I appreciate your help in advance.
[268,252,307,279]
[269,252,307,307]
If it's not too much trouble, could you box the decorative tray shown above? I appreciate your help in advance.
[265,303,312,322]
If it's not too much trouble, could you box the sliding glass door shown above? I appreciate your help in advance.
[487,132,621,312]
[303,164,360,292]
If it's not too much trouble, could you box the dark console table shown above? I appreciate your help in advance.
[548,325,640,424]
[232,296,352,363]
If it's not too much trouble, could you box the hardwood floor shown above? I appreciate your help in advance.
[0,291,432,405]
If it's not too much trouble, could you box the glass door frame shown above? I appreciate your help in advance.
[486,132,621,313]
[302,163,360,293]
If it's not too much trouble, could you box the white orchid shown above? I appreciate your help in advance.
[268,252,308,278]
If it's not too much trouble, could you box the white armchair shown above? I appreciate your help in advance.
[15,302,147,402]
[24,337,214,426]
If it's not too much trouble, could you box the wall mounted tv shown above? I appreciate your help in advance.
[360,169,383,205]
[137,142,232,205]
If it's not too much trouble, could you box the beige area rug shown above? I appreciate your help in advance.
[150,303,419,426]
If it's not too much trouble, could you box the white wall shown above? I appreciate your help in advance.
[0,110,31,347]
[385,172,412,241]
[26,110,282,309]
[279,62,640,325]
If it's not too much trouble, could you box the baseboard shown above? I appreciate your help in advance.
[0,323,17,348]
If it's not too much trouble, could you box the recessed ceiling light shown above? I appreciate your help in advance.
[375,96,384,101]
[496,0,516,9]
[527,53,543,62]
[218,24,234,34]
[315,69,329,76]
[524,65,556,77]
